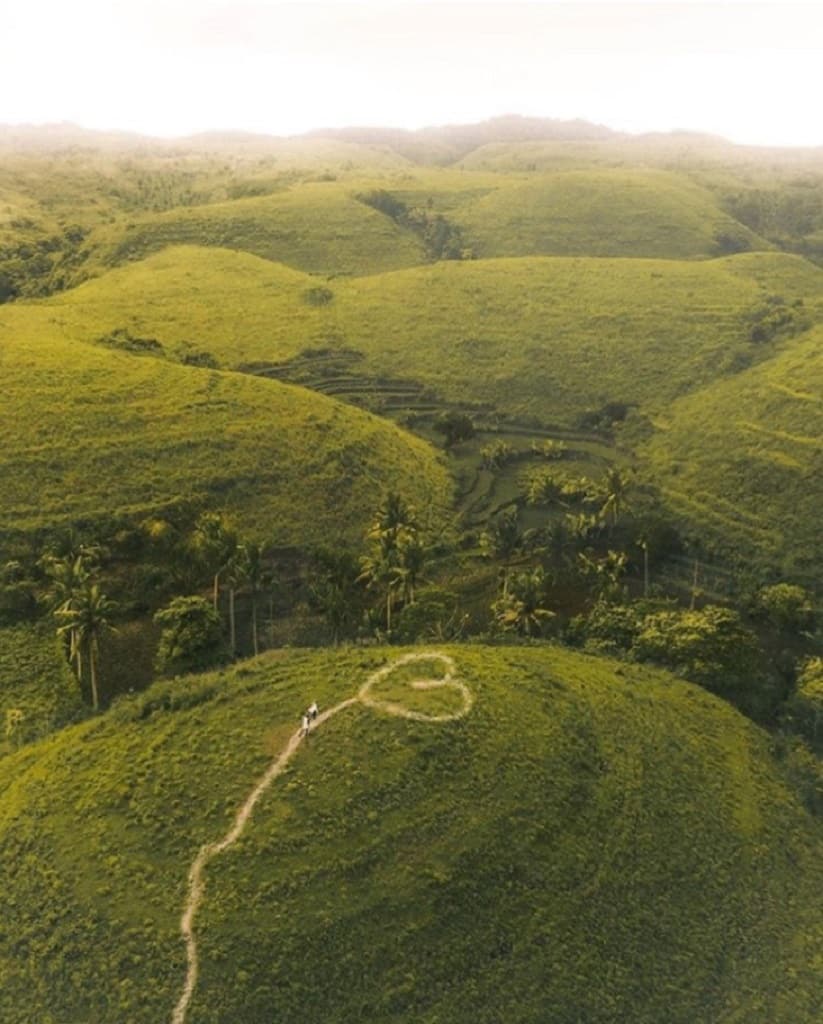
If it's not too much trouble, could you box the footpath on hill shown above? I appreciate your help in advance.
[171,651,474,1024]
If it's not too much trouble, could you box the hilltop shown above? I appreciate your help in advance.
[0,644,820,1024]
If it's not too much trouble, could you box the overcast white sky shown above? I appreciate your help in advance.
[2,1,822,146]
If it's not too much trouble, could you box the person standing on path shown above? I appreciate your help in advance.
[300,712,310,737]
[308,701,319,722]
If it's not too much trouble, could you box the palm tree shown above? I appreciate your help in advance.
[230,542,269,656]
[397,534,427,605]
[599,467,631,535]
[190,512,237,611]
[480,508,524,596]
[493,567,555,637]
[358,542,403,633]
[368,492,418,553]
[578,549,628,603]
[56,583,116,710]
[310,550,363,646]
[42,552,92,680]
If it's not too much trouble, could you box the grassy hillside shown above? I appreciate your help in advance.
[0,304,453,543]
[40,245,823,426]
[0,644,820,1023]
[643,325,823,579]
[0,622,83,754]
[452,169,764,259]
[84,182,428,278]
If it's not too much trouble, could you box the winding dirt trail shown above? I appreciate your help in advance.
[171,651,472,1024]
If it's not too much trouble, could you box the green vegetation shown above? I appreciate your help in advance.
[453,169,764,258]
[0,301,453,543]
[0,622,82,753]
[85,182,428,278]
[1,119,822,1023]
[0,644,821,1023]
[644,325,823,579]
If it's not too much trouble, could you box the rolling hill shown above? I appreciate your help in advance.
[643,324,823,579]
[451,169,765,259]
[83,182,428,278]
[12,242,822,574]
[0,644,820,1023]
[39,245,823,425]
[0,301,453,544]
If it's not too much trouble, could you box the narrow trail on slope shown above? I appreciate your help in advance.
[171,651,473,1024]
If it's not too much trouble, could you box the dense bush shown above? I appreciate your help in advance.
[153,596,228,677]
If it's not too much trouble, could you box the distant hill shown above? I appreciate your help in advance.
[305,114,620,164]
[0,644,820,1023]
[451,168,764,259]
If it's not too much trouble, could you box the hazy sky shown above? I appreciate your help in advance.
[3,1,822,145]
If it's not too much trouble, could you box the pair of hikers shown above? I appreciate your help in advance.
[300,701,319,737]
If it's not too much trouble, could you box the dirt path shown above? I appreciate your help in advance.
[171,651,472,1024]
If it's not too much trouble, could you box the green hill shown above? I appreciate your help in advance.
[41,245,823,425]
[451,169,764,259]
[0,303,453,543]
[0,644,820,1023]
[84,182,428,278]
[20,244,823,573]
[643,325,823,579]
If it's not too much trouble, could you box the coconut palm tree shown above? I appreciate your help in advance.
[190,512,237,611]
[42,552,92,680]
[480,508,524,596]
[230,541,271,656]
[56,583,116,710]
[493,567,555,637]
[368,492,418,549]
[397,534,427,605]
[599,467,632,535]
[358,541,403,633]
[310,549,363,646]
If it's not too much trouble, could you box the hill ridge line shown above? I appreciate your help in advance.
[171,650,472,1024]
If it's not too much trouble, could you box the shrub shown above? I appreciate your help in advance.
[153,596,228,677]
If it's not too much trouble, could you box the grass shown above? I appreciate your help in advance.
[39,245,823,425]
[0,302,454,545]
[0,643,820,1023]
[14,242,822,571]
[83,182,428,278]
[451,168,765,259]
[0,621,84,755]
[643,325,823,580]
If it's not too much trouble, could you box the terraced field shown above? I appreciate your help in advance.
[644,325,823,579]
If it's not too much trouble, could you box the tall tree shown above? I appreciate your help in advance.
[56,583,116,710]
[310,549,363,646]
[481,508,524,596]
[599,467,631,535]
[493,567,555,637]
[190,512,237,611]
[42,552,92,681]
[358,541,403,633]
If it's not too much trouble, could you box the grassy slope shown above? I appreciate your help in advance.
[0,644,820,1024]
[84,182,428,277]
[643,325,823,577]
[0,303,453,542]
[0,622,83,754]
[452,169,765,259]
[41,245,823,424]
